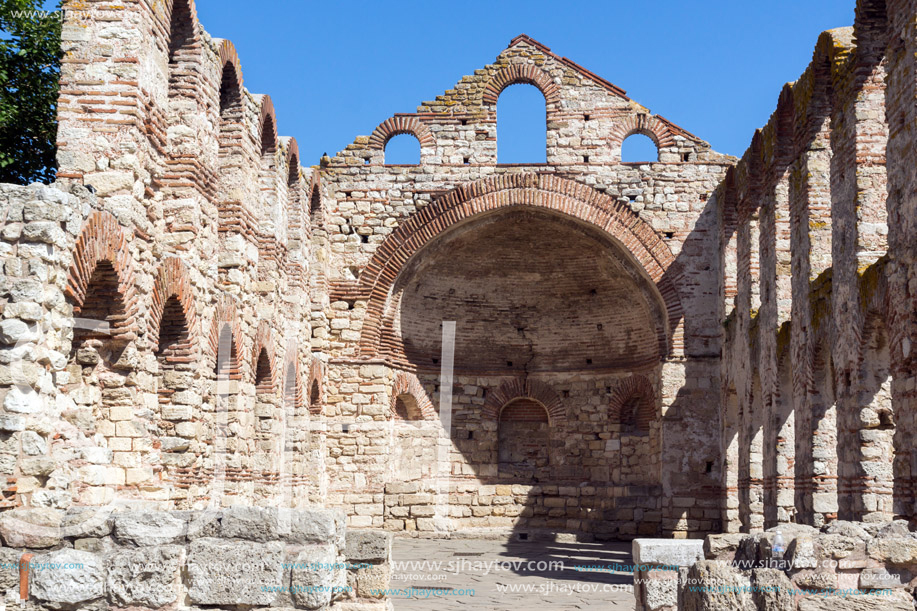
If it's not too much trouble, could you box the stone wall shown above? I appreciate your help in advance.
[0,506,390,610]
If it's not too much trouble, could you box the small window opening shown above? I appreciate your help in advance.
[682,153,690,162]
[506,361,513,367]
[384,133,421,165]
[665,231,674,239]
[463,157,470,165]
[621,133,659,163]
[584,113,591,121]
[583,155,589,163]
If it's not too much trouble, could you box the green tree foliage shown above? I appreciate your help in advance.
[0,0,62,184]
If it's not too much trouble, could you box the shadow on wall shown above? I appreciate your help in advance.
[376,185,728,545]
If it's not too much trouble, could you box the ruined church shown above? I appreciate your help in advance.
[1,0,917,609]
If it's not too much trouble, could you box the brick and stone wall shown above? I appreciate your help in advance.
[719,0,917,541]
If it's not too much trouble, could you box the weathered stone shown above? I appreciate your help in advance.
[290,543,338,609]
[867,536,917,564]
[750,568,794,611]
[112,511,186,546]
[633,538,704,567]
[62,506,113,538]
[220,506,279,541]
[106,545,182,607]
[0,507,62,548]
[186,538,283,606]
[680,560,754,611]
[345,530,390,562]
[30,548,104,605]
[797,589,915,610]
[704,533,747,561]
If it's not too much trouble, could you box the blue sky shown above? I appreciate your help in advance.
[66,1,858,165]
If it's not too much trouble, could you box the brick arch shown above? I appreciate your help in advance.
[257,95,278,155]
[482,64,561,107]
[483,378,564,423]
[252,321,277,393]
[163,0,201,70]
[216,39,244,111]
[208,296,244,380]
[608,375,656,433]
[285,137,301,185]
[609,114,677,155]
[308,168,322,220]
[368,116,435,151]
[357,173,681,360]
[307,358,323,414]
[65,211,139,343]
[149,257,198,354]
[391,371,436,420]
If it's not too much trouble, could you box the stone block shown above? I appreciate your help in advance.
[30,548,103,605]
[186,538,283,606]
[346,530,390,563]
[797,589,914,610]
[112,511,186,546]
[62,506,112,538]
[0,507,62,548]
[750,568,794,611]
[106,545,182,607]
[290,543,337,609]
[633,538,704,567]
[680,560,754,611]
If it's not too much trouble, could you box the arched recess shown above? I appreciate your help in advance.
[164,0,201,95]
[149,258,197,455]
[308,169,322,226]
[497,397,551,481]
[808,337,838,527]
[391,371,435,420]
[258,95,278,157]
[483,378,564,423]
[208,296,244,382]
[216,40,244,155]
[608,375,656,434]
[252,321,277,394]
[66,211,139,344]
[722,381,741,533]
[149,257,198,354]
[848,312,894,520]
[307,358,323,415]
[357,174,682,362]
[283,359,300,408]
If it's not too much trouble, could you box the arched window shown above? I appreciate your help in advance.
[310,379,321,410]
[384,133,421,165]
[496,84,546,164]
[497,398,550,481]
[621,133,659,163]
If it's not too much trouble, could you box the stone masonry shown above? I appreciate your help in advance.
[1,0,917,608]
